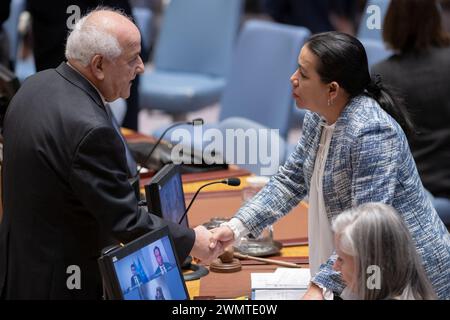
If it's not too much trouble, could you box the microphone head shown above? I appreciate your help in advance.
[191,118,204,126]
[224,178,241,187]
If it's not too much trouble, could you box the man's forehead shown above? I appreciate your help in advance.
[119,31,141,53]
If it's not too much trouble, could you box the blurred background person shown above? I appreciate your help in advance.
[0,0,11,68]
[262,0,360,34]
[372,0,450,227]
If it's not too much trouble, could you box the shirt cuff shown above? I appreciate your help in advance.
[221,218,249,246]
[312,281,334,300]
[339,286,358,300]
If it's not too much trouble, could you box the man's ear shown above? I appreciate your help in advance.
[329,81,340,101]
[90,54,105,81]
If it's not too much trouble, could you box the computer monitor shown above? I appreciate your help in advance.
[98,226,189,300]
[144,164,209,281]
[145,164,188,228]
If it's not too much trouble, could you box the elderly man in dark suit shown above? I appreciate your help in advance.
[0,8,219,299]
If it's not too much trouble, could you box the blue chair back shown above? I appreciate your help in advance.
[132,7,153,58]
[219,20,310,138]
[153,0,242,78]
[360,38,392,68]
[218,117,287,176]
[3,0,26,64]
[357,0,391,42]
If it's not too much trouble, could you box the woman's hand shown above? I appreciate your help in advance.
[302,282,325,300]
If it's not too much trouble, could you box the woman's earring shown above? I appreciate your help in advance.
[328,98,333,107]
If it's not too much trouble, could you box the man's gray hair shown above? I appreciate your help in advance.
[65,8,130,66]
[332,202,436,300]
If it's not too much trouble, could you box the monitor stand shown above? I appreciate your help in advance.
[181,256,209,281]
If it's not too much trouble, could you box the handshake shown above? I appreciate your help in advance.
[189,225,236,263]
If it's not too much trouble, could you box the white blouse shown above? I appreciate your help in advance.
[308,122,336,276]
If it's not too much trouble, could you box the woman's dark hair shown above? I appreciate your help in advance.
[383,0,450,52]
[306,31,414,135]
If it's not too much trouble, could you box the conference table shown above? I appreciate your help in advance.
[124,128,309,299]
[182,174,309,299]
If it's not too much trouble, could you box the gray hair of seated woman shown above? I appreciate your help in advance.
[332,202,436,300]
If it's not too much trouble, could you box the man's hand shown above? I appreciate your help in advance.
[209,225,235,250]
[190,225,224,263]
[302,282,325,300]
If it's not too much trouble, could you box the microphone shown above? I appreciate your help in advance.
[178,178,241,224]
[137,118,204,175]
[224,177,241,187]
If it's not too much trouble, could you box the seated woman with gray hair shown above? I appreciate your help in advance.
[332,203,437,300]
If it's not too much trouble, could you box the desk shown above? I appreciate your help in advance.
[124,128,309,299]
[183,177,309,299]
[186,245,309,299]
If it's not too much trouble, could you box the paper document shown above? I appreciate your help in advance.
[252,289,307,300]
[272,268,311,287]
[251,268,311,300]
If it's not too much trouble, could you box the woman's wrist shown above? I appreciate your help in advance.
[302,282,325,300]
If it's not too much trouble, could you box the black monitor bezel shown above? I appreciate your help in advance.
[98,226,190,300]
[145,164,189,227]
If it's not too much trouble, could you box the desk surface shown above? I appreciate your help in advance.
[185,245,309,299]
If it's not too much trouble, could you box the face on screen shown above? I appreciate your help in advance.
[112,236,187,300]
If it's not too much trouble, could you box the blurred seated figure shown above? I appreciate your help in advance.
[441,0,450,33]
[0,0,11,68]
[372,0,450,226]
[262,0,358,34]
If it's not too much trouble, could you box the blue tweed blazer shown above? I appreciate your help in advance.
[235,95,450,298]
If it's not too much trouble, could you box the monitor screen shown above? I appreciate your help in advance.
[100,227,189,300]
[145,164,188,228]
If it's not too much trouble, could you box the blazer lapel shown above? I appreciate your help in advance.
[322,96,364,220]
[303,112,323,192]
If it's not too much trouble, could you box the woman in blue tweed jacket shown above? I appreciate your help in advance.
[210,32,450,299]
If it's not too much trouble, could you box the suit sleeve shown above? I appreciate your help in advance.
[68,125,195,261]
[311,122,402,295]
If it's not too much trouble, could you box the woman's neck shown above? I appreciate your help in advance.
[321,96,349,125]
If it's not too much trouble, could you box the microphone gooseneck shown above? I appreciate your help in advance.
[178,178,241,224]
[137,118,204,175]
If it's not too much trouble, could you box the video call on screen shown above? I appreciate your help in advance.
[112,235,187,300]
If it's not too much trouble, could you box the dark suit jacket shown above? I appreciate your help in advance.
[150,262,174,280]
[263,0,357,34]
[0,62,195,299]
[130,274,143,288]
